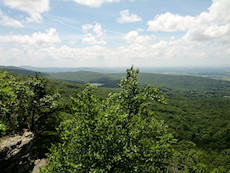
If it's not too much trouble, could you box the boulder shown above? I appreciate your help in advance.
[0,132,34,173]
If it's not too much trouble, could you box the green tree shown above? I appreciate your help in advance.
[43,66,175,172]
[25,73,60,133]
[0,72,18,130]
[0,71,59,134]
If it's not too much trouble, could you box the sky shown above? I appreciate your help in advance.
[0,0,229,67]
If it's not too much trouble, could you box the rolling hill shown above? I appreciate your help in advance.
[0,65,49,77]
[45,70,230,97]
[1,65,230,97]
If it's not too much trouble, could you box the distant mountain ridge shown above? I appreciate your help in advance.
[0,65,41,76]
[20,66,126,73]
[46,70,230,96]
[1,65,230,96]
[20,66,230,81]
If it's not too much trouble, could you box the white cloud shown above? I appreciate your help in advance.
[116,36,230,66]
[82,23,106,45]
[117,9,142,24]
[82,33,106,45]
[93,23,104,37]
[82,24,93,33]
[0,28,60,47]
[147,0,230,42]
[1,0,49,23]
[46,45,112,61]
[124,31,152,44]
[0,45,115,67]
[185,24,230,42]
[199,0,230,25]
[1,36,229,67]
[72,0,120,8]
[147,12,194,32]
[0,10,24,28]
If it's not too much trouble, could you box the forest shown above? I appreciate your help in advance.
[0,66,230,172]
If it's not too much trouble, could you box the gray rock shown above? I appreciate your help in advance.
[0,132,34,173]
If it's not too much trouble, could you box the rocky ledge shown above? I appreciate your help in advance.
[0,132,34,173]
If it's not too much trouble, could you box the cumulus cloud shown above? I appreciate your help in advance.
[0,10,24,28]
[1,0,49,23]
[0,28,60,47]
[1,35,229,67]
[185,24,230,42]
[147,12,194,32]
[72,0,119,8]
[82,23,106,45]
[147,0,230,42]
[124,31,152,44]
[117,9,142,24]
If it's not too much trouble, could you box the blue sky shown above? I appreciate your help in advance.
[0,0,229,67]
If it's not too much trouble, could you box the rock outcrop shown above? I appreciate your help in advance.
[0,132,34,173]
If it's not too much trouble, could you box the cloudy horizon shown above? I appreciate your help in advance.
[0,0,229,67]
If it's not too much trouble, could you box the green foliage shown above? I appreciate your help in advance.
[211,166,230,173]
[0,71,60,134]
[212,149,230,171]
[25,73,60,132]
[0,121,7,137]
[0,72,19,129]
[43,66,175,172]
[168,141,208,172]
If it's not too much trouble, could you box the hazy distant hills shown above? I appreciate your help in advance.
[20,66,230,81]
[1,65,230,96]
[0,65,42,76]
[46,70,230,96]
[20,66,127,73]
